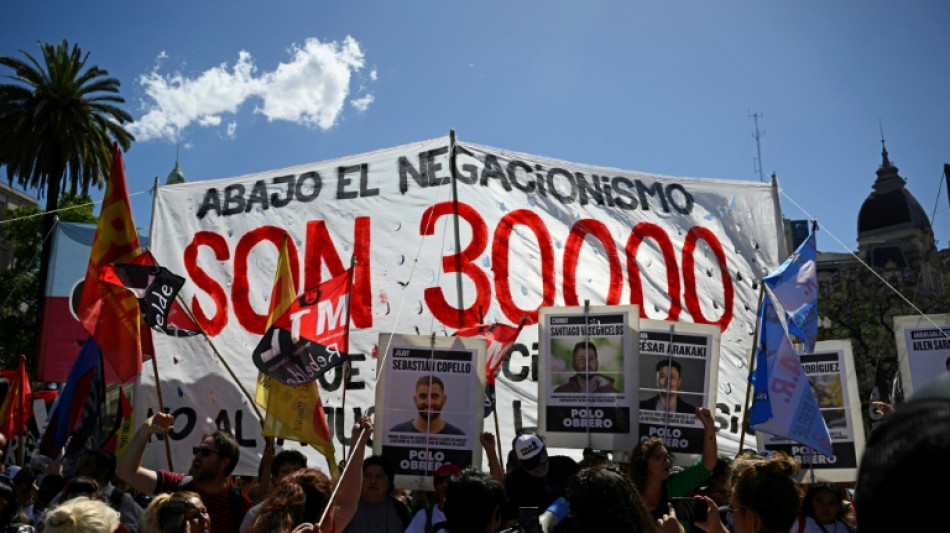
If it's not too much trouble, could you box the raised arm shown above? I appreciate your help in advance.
[479,432,505,484]
[251,437,277,503]
[696,407,718,471]
[116,412,174,495]
[327,415,373,533]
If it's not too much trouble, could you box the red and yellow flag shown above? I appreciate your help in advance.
[0,355,32,440]
[254,237,339,476]
[77,144,148,383]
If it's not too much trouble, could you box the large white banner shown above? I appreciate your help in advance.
[140,136,785,475]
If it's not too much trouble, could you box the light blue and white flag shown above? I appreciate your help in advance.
[764,232,818,353]
[748,294,833,457]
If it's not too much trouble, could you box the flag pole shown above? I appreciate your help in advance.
[149,341,175,471]
[738,284,766,452]
[148,177,175,471]
[341,256,356,462]
[320,427,368,529]
[449,129,465,327]
[341,362,350,462]
[137,227,264,424]
[168,293,265,423]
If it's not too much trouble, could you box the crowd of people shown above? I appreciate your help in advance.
[0,370,945,533]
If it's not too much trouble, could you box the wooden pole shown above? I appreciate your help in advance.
[148,177,175,471]
[738,284,767,452]
[146,247,265,424]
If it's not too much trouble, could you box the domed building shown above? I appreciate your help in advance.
[855,142,941,291]
[166,160,186,185]
[813,141,947,406]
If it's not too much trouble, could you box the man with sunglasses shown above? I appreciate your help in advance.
[118,412,253,533]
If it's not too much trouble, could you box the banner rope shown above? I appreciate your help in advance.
[0,190,150,225]
[374,156,454,376]
[779,187,950,343]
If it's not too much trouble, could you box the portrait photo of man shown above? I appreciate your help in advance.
[390,375,465,435]
[553,340,619,394]
[639,359,698,413]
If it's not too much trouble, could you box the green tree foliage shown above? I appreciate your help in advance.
[0,40,134,353]
[0,193,96,368]
[818,261,949,435]
[0,40,134,200]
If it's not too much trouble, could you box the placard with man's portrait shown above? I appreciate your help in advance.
[637,320,719,460]
[374,334,486,490]
[539,305,639,451]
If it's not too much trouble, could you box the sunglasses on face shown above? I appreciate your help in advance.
[650,453,674,463]
[193,447,219,457]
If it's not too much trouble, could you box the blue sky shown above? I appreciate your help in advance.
[4,1,949,254]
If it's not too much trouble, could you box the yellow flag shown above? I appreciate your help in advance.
[254,237,339,477]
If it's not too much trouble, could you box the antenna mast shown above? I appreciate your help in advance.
[750,112,766,182]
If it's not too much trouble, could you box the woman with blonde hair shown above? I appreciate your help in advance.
[42,498,119,533]
[138,493,172,533]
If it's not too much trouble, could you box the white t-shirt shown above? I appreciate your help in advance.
[405,505,446,533]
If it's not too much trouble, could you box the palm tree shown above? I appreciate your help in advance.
[0,40,134,358]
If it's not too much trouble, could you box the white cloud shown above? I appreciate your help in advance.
[130,37,371,142]
[351,94,374,113]
[370,69,378,81]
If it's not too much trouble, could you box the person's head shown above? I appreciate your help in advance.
[629,437,672,490]
[512,433,549,478]
[855,372,950,532]
[444,469,507,533]
[61,476,100,503]
[361,455,395,503]
[10,466,35,504]
[271,450,308,484]
[700,455,734,506]
[578,448,611,470]
[42,497,120,533]
[140,493,173,533]
[567,465,655,533]
[190,430,241,482]
[36,474,65,506]
[76,450,116,486]
[414,375,447,425]
[156,491,209,533]
[802,482,845,526]
[572,341,599,373]
[246,469,331,533]
[731,453,802,533]
[433,463,461,504]
[0,477,25,527]
[655,359,682,396]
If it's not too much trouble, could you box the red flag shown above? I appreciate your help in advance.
[455,321,526,384]
[253,267,353,386]
[254,237,338,476]
[0,355,32,440]
[77,144,148,382]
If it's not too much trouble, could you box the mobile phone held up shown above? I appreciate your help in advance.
[670,497,708,523]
